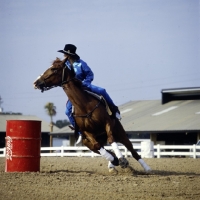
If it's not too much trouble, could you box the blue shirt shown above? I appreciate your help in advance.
[65,59,94,87]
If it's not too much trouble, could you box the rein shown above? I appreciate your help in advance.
[40,65,74,92]
[61,65,75,86]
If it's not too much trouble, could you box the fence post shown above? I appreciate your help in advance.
[124,147,128,158]
[157,144,160,158]
[193,144,196,159]
[61,146,64,157]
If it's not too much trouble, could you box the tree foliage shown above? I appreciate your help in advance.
[55,119,70,128]
[44,102,70,129]
[44,102,56,123]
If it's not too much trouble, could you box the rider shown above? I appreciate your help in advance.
[58,44,121,144]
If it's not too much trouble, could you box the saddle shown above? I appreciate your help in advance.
[71,90,112,116]
[85,90,112,115]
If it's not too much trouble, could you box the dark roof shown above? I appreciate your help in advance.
[161,87,200,104]
[0,115,60,132]
[120,99,200,133]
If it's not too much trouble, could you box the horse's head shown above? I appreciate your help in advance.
[33,57,76,92]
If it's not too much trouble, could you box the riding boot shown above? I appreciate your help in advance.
[109,105,121,120]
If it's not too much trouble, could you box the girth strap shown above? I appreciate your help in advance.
[73,100,101,118]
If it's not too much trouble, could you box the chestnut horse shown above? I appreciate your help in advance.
[33,57,151,173]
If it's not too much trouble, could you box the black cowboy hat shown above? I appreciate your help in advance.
[57,44,79,57]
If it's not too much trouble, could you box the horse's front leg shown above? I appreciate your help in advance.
[83,131,119,167]
[82,136,99,154]
[105,122,129,168]
[82,137,118,173]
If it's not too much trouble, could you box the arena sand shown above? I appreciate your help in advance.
[0,157,200,200]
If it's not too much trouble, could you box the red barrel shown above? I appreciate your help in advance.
[5,120,41,172]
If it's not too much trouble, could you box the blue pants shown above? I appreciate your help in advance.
[65,84,116,127]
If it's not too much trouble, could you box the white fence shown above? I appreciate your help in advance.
[0,144,200,158]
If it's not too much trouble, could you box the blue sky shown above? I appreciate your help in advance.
[0,0,199,123]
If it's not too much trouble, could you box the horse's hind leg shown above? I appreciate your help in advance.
[121,137,141,160]
[114,120,151,172]
[120,137,151,172]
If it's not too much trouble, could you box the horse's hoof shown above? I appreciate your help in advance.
[111,157,119,166]
[109,167,118,174]
[119,157,129,168]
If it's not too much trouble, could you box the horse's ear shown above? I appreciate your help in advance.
[63,57,68,63]
[56,57,60,61]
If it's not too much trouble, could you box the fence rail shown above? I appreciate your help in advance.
[0,145,200,158]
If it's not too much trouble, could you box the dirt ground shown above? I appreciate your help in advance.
[0,157,200,200]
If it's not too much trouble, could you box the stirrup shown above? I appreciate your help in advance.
[76,135,82,145]
[115,112,121,120]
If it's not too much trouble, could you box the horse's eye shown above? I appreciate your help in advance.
[51,68,57,73]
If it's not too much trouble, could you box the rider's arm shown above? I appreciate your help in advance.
[80,60,94,87]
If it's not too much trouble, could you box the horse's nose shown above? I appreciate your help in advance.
[33,75,42,89]
[33,83,38,89]
[33,81,38,89]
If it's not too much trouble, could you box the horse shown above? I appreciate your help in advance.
[33,57,151,173]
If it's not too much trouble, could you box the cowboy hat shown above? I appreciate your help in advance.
[57,44,79,57]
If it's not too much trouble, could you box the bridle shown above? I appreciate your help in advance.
[36,63,102,119]
[37,64,75,92]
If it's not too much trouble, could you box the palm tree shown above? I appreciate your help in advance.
[44,102,57,126]
[44,102,56,149]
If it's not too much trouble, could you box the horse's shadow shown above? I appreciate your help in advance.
[41,169,200,177]
[135,170,200,177]
[42,169,95,175]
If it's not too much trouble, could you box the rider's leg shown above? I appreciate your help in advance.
[65,100,82,144]
[88,85,121,120]
[65,100,75,126]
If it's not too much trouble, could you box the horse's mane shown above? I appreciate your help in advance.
[52,57,62,65]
